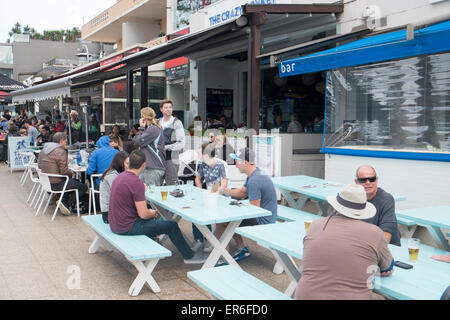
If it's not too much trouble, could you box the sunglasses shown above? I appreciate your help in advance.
[357,176,377,183]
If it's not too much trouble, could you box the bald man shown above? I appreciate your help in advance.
[355,165,401,246]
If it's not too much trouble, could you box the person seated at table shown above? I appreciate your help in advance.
[0,117,8,131]
[295,184,394,300]
[53,119,65,133]
[111,124,124,150]
[36,125,52,147]
[38,132,88,215]
[355,165,401,246]
[191,142,229,252]
[108,149,206,264]
[208,130,235,165]
[218,147,278,263]
[87,135,120,188]
[99,151,129,224]
[25,120,39,145]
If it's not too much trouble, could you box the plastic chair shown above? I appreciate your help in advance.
[27,164,42,207]
[88,173,102,215]
[19,150,35,185]
[36,171,80,222]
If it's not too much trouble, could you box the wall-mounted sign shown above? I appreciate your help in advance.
[205,0,292,27]
[166,63,189,81]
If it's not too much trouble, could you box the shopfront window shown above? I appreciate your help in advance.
[261,66,326,133]
[104,77,128,127]
[323,52,450,154]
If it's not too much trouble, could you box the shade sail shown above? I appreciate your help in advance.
[278,19,450,77]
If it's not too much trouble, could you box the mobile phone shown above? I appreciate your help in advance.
[394,261,413,269]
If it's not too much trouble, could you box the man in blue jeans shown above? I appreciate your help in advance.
[108,149,206,264]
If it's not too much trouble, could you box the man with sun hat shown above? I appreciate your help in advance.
[295,184,394,300]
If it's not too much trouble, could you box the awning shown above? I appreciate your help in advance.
[71,18,249,85]
[10,67,100,104]
[278,19,450,77]
[0,74,25,91]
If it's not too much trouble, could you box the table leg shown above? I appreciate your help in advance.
[426,226,450,251]
[197,221,242,270]
[280,190,307,210]
[271,250,302,298]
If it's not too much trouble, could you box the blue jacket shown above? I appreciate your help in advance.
[87,136,119,185]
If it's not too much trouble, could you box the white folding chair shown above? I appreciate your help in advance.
[19,151,35,185]
[27,164,42,206]
[88,173,102,215]
[36,171,80,222]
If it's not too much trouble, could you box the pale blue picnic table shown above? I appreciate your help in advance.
[236,218,450,300]
[396,206,450,251]
[145,185,271,269]
[272,175,406,216]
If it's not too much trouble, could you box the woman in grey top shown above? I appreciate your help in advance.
[99,151,129,223]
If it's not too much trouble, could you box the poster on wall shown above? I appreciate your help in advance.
[8,136,31,171]
[253,134,281,178]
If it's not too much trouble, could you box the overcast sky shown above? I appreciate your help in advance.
[0,0,117,43]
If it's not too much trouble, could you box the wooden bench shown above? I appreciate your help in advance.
[188,265,292,300]
[277,204,320,222]
[82,215,172,296]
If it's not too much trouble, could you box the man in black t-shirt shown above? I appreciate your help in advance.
[355,165,401,246]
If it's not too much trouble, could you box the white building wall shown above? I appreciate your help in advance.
[339,0,450,33]
[325,154,450,209]
[122,21,161,49]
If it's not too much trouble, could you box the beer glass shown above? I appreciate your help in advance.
[304,219,312,234]
[408,238,420,262]
[161,188,168,201]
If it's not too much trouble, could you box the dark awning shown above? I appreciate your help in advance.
[71,19,249,85]
[0,74,25,91]
[278,19,450,77]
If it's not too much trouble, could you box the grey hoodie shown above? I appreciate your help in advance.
[99,169,118,213]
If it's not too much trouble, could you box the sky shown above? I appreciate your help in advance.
[0,0,118,43]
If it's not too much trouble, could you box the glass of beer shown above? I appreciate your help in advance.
[408,238,420,262]
[161,188,168,201]
[304,219,312,234]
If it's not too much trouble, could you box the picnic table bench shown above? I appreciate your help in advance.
[82,215,171,296]
[188,265,292,300]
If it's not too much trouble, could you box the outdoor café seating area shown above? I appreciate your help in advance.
[1,141,449,300]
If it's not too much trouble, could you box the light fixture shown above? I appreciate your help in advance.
[191,94,198,102]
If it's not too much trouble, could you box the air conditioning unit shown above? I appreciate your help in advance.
[362,5,382,30]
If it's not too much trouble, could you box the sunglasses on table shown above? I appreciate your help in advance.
[357,176,377,183]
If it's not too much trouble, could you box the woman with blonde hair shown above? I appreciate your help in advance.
[132,107,166,186]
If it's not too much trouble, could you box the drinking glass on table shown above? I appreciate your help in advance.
[186,180,194,201]
[161,187,168,201]
[408,238,421,262]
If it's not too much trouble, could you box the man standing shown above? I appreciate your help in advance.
[24,119,39,145]
[218,147,278,262]
[295,184,394,300]
[355,165,401,246]
[159,100,185,185]
[108,150,205,264]
[38,132,88,215]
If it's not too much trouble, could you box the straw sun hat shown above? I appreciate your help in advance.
[326,184,376,220]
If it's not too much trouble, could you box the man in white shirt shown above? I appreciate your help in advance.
[158,99,185,185]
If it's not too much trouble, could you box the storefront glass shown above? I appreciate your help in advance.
[323,51,450,154]
[260,66,325,133]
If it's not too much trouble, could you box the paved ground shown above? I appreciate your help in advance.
[0,163,297,300]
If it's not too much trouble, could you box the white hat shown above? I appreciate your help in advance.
[326,184,376,220]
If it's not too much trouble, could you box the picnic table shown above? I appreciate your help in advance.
[145,185,271,269]
[272,175,406,216]
[396,206,450,251]
[236,218,450,299]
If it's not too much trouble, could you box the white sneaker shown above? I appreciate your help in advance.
[191,240,203,252]
[184,252,207,265]
[59,202,72,216]
[203,241,213,253]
